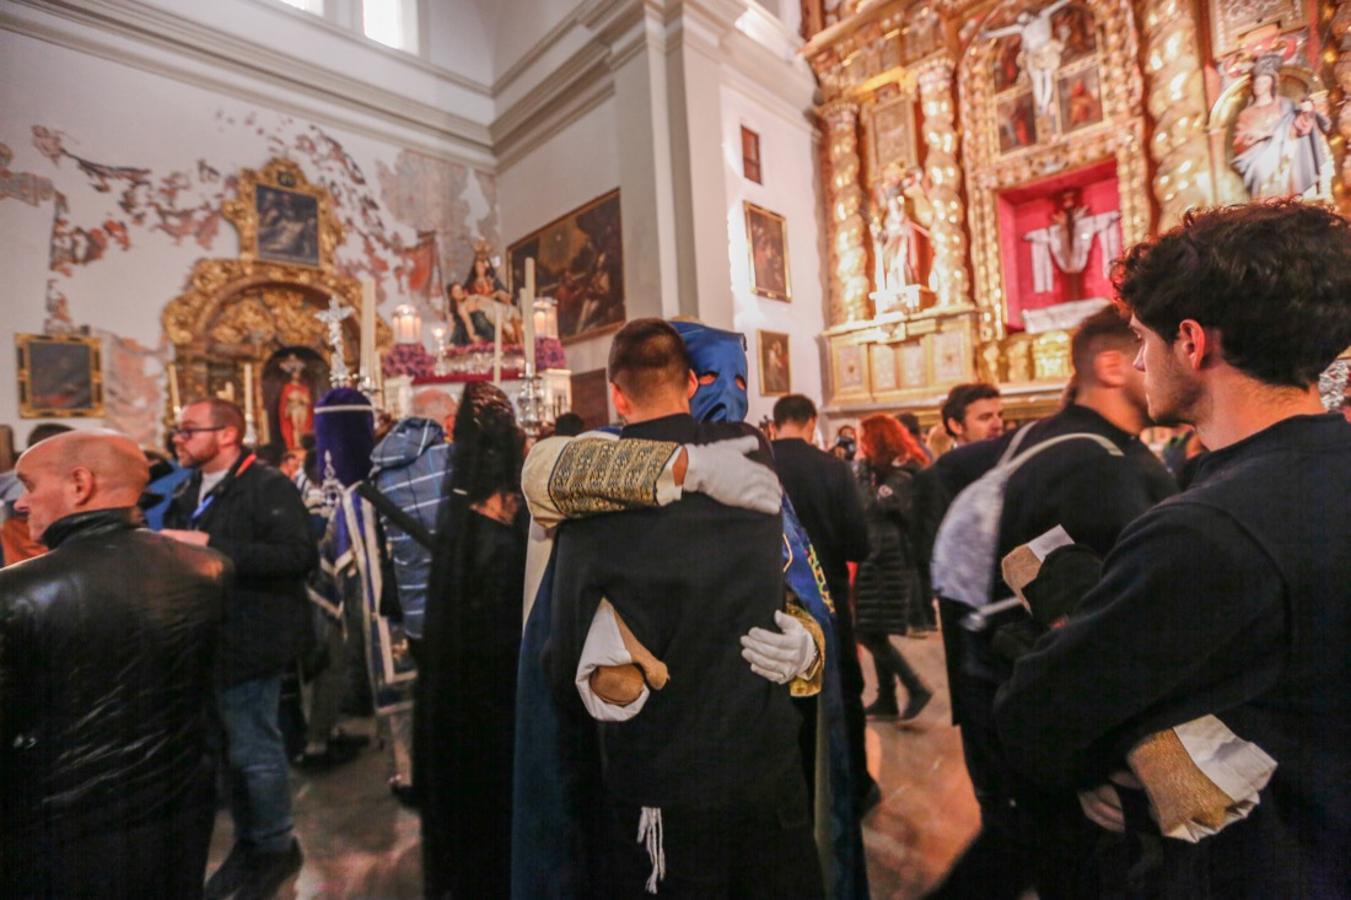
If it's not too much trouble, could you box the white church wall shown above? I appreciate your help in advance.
[0,30,496,446]
[719,74,828,431]
[497,96,621,416]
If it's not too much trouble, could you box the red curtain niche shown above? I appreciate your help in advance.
[996,159,1120,332]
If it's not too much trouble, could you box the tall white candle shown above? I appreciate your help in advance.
[520,291,535,375]
[167,362,181,414]
[522,257,537,374]
[360,278,377,382]
[243,362,254,425]
[492,303,503,385]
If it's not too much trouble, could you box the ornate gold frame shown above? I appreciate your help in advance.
[16,332,104,418]
[744,201,792,301]
[161,158,389,424]
[757,330,792,396]
[958,0,1150,352]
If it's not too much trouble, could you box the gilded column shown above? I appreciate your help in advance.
[917,59,970,309]
[822,101,872,324]
[1329,0,1351,215]
[1142,0,1214,228]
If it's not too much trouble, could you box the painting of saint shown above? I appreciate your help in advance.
[1051,3,1096,64]
[744,202,791,301]
[509,190,626,342]
[758,331,791,396]
[1231,54,1333,201]
[18,334,102,417]
[871,97,917,175]
[1058,67,1103,132]
[997,91,1038,153]
[255,185,320,267]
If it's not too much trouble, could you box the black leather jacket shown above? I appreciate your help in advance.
[0,508,228,842]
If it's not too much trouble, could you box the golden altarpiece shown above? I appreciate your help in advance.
[803,0,1350,423]
[161,159,390,443]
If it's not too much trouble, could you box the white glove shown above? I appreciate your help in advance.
[740,610,818,684]
[683,436,782,515]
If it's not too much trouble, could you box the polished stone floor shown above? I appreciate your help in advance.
[207,634,979,898]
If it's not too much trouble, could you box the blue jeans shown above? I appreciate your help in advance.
[219,675,294,853]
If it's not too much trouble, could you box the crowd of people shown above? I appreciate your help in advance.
[1,199,1349,899]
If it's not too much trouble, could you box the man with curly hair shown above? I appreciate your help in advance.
[996,201,1351,897]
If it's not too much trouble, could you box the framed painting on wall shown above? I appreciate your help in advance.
[868,94,918,178]
[741,126,762,184]
[509,189,625,344]
[758,330,791,396]
[16,332,104,418]
[255,184,321,268]
[744,202,791,301]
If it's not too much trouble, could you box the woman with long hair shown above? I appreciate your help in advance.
[853,414,932,720]
[420,382,526,899]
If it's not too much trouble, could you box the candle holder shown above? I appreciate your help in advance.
[516,372,548,439]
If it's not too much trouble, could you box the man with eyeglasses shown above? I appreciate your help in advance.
[163,397,317,899]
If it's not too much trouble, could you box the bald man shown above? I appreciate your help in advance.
[1,430,229,898]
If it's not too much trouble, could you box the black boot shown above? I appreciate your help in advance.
[900,686,932,721]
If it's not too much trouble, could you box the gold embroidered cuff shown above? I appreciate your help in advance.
[785,595,825,698]
[547,438,680,518]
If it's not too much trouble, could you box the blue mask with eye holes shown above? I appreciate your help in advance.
[670,320,749,425]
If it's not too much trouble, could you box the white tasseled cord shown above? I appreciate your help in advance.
[636,806,666,894]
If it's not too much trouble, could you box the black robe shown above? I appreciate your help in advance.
[421,507,525,899]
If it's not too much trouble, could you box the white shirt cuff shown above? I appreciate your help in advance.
[575,600,651,722]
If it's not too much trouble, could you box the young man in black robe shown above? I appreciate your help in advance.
[995,200,1351,897]
[548,318,823,898]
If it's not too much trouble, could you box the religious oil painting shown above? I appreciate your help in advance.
[758,330,791,396]
[870,96,918,176]
[870,343,898,392]
[1051,3,1097,64]
[997,91,1038,154]
[744,202,791,301]
[255,184,320,267]
[16,332,103,418]
[509,189,625,343]
[1058,67,1103,132]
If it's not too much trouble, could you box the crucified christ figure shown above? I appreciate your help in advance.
[981,0,1072,118]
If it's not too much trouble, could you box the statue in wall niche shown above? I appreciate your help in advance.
[981,0,1073,117]
[278,354,314,451]
[869,166,935,308]
[1231,54,1333,201]
[1023,187,1120,300]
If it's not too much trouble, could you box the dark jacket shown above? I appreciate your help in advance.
[165,451,317,686]
[771,437,869,606]
[997,414,1351,898]
[853,458,923,636]
[0,508,228,846]
[549,414,803,811]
